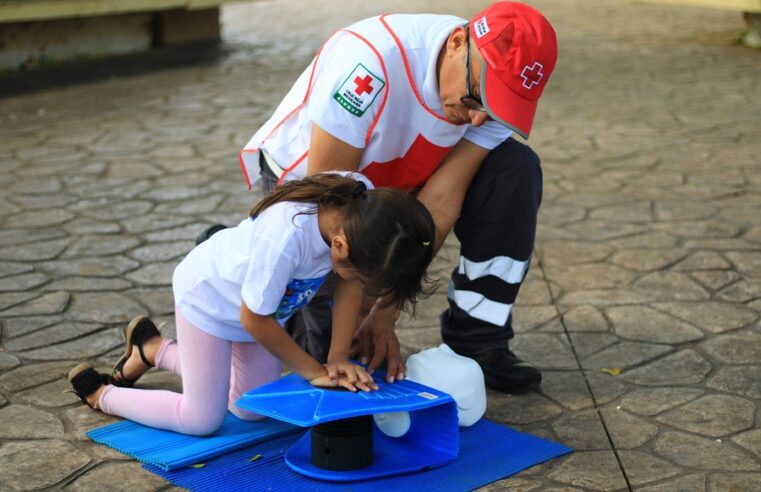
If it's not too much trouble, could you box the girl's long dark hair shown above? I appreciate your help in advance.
[250,174,436,311]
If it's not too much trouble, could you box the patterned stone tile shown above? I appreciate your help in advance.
[544,264,637,291]
[62,236,142,258]
[559,289,655,307]
[0,404,65,438]
[39,256,140,277]
[61,405,122,441]
[0,440,90,491]
[707,365,761,399]
[717,278,761,303]
[80,200,154,221]
[550,410,610,450]
[0,291,70,317]
[65,293,147,323]
[656,395,755,438]
[540,371,594,411]
[0,351,21,372]
[512,305,559,332]
[4,209,74,228]
[2,314,63,338]
[580,341,672,371]
[584,371,631,406]
[0,238,71,261]
[632,272,710,301]
[0,273,49,292]
[619,387,703,417]
[547,451,628,491]
[125,288,175,317]
[63,218,123,235]
[618,451,681,488]
[691,271,744,292]
[539,241,615,267]
[63,461,167,491]
[619,350,711,386]
[144,223,212,242]
[124,262,176,286]
[44,277,133,292]
[3,322,103,351]
[486,392,563,425]
[701,331,761,364]
[567,333,618,358]
[0,361,73,392]
[510,334,578,370]
[609,249,687,271]
[0,292,40,313]
[600,407,658,448]
[673,251,732,271]
[562,305,610,333]
[652,301,757,334]
[653,432,760,471]
[731,429,761,461]
[607,306,704,344]
[16,378,81,407]
[18,328,122,361]
[708,472,761,492]
[635,474,705,492]
[0,261,34,278]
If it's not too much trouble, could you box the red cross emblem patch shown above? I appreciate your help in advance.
[333,63,385,117]
[520,62,544,90]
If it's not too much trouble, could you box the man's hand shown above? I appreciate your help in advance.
[354,304,405,383]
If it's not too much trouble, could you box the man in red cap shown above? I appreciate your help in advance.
[201,2,558,394]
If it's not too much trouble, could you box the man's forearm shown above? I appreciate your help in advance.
[417,139,489,254]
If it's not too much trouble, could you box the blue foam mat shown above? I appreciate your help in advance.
[145,419,572,491]
[86,413,300,471]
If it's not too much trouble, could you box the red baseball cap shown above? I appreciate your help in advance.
[470,2,558,138]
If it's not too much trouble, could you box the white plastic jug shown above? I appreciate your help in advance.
[405,343,486,427]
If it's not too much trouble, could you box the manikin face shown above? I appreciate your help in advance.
[438,27,491,128]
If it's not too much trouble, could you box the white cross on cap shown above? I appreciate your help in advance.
[520,62,544,89]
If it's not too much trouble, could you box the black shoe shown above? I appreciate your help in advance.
[109,315,162,388]
[462,347,542,394]
[65,363,108,409]
[195,223,229,246]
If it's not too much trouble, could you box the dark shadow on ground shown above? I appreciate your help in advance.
[0,41,227,99]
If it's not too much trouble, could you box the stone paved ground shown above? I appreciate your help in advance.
[1,0,759,490]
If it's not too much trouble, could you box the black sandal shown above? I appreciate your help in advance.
[65,363,107,409]
[109,315,162,388]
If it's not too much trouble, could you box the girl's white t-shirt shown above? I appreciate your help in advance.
[173,203,330,341]
[173,172,373,342]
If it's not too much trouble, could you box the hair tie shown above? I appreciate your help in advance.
[351,182,367,199]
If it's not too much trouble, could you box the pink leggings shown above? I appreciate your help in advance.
[99,308,282,435]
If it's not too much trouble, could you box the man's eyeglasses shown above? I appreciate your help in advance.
[460,28,486,112]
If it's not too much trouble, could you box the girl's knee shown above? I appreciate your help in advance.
[228,401,267,422]
[180,411,227,436]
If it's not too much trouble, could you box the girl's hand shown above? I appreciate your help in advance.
[320,358,379,392]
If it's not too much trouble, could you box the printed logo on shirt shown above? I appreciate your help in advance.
[274,276,327,320]
[474,16,490,38]
[333,63,385,117]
